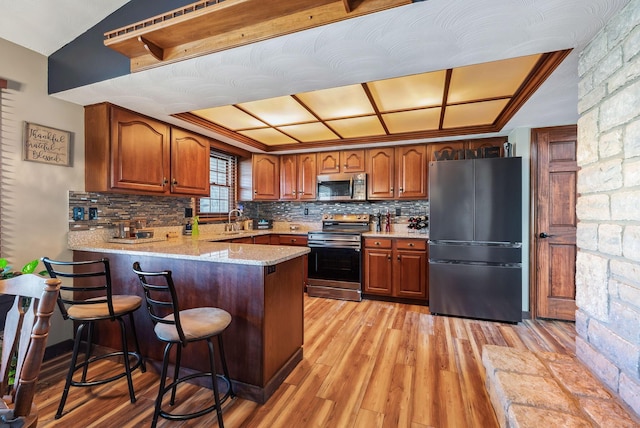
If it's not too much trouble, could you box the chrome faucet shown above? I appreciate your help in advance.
[227,208,243,231]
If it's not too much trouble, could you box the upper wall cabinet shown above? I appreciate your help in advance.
[252,154,280,200]
[84,103,210,197]
[366,145,428,200]
[281,153,317,200]
[317,150,365,174]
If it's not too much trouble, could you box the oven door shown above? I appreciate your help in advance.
[308,246,361,285]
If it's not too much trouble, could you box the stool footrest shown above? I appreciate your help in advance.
[70,351,144,388]
[159,373,234,422]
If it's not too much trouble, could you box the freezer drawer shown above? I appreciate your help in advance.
[429,261,522,323]
[429,243,521,264]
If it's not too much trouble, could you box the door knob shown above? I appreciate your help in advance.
[539,232,551,238]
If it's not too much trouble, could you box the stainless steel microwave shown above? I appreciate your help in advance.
[317,173,367,201]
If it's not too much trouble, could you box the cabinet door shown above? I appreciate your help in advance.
[366,147,395,199]
[110,108,170,193]
[170,128,210,196]
[280,154,298,200]
[317,151,340,174]
[363,248,393,295]
[394,249,427,299]
[253,154,280,200]
[253,235,271,245]
[428,141,465,161]
[341,150,365,173]
[396,144,427,199]
[297,153,317,200]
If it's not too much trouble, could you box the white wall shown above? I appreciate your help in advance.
[0,37,85,345]
[508,128,532,313]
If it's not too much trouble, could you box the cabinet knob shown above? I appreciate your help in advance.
[408,243,414,247]
[390,187,394,191]
[397,255,401,261]
[172,179,178,185]
[387,255,391,261]
[399,188,403,192]
[162,177,168,186]
[254,190,258,194]
[375,242,380,245]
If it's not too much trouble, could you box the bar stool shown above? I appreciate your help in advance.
[132,262,235,428]
[42,257,145,419]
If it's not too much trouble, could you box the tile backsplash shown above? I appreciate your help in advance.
[69,191,429,230]
[69,191,192,231]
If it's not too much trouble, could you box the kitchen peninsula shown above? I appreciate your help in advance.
[68,236,309,403]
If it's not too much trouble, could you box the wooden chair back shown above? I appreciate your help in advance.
[0,274,60,426]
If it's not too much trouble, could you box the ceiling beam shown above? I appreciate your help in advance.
[104,0,412,72]
[0,79,7,89]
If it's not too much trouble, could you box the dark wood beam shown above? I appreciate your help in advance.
[0,79,7,89]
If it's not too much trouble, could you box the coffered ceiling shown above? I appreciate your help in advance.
[0,0,631,154]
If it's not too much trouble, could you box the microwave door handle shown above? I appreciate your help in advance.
[350,176,354,198]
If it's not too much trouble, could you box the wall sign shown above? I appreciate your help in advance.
[23,121,73,167]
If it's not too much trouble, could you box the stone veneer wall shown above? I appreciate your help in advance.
[575,0,640,416]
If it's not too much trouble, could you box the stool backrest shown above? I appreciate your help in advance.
[131,262,187,344]
[0,274,60,421]
[41,257,115,320]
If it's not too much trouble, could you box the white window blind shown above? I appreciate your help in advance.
[197,150,237,218]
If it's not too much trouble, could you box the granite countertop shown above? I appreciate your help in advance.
[70,233,309,266]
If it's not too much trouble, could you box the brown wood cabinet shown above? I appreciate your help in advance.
[280,153,317,200]
[395,144,428,199]
[85,103,210,196]
[366,145,427,200]
[317,150,365,174]
[252,154,280,200]
[428,137,505,162]
[363,237,428,301]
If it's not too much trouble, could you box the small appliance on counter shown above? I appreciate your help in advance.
[253,219,273,230]
[183,207,193,235]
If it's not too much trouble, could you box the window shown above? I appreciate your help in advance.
[197,150,237,219]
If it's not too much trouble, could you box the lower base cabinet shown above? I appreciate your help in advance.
[363,237,428,301]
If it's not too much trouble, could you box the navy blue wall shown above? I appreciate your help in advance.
[48,0,195,94]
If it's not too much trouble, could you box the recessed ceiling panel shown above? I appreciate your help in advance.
[297,84,374,119]
[277,122,340,142]
[239,128,298,145]
[382,108,441,133]
[193,105,265,130]
[368,70,447,112]
[448,54,542,103]
[327,116,387,138]
[178,50,570,149]
[238,96,317,126]
[443,99,510,128]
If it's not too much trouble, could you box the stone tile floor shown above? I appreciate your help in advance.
[482,345,640,427]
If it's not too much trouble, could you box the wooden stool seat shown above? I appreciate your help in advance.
[67,294,142,319]
[154,307,231,342]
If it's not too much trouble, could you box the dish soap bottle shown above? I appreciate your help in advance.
[192,216,200,238]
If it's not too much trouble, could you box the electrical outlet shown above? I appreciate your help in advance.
[89,207,98,220]
[395,207,401,216]
[72,207,85,221]
[304,207,309,215]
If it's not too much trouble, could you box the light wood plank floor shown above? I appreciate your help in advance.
[34,296,576,427]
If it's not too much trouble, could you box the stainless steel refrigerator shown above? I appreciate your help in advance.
[428,157,522,323]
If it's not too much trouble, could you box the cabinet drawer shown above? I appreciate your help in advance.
[364,238,392,249]
[278,235,308,246]
[395,239,426,251]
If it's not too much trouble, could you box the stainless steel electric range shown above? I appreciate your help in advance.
[307,213,370,301]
